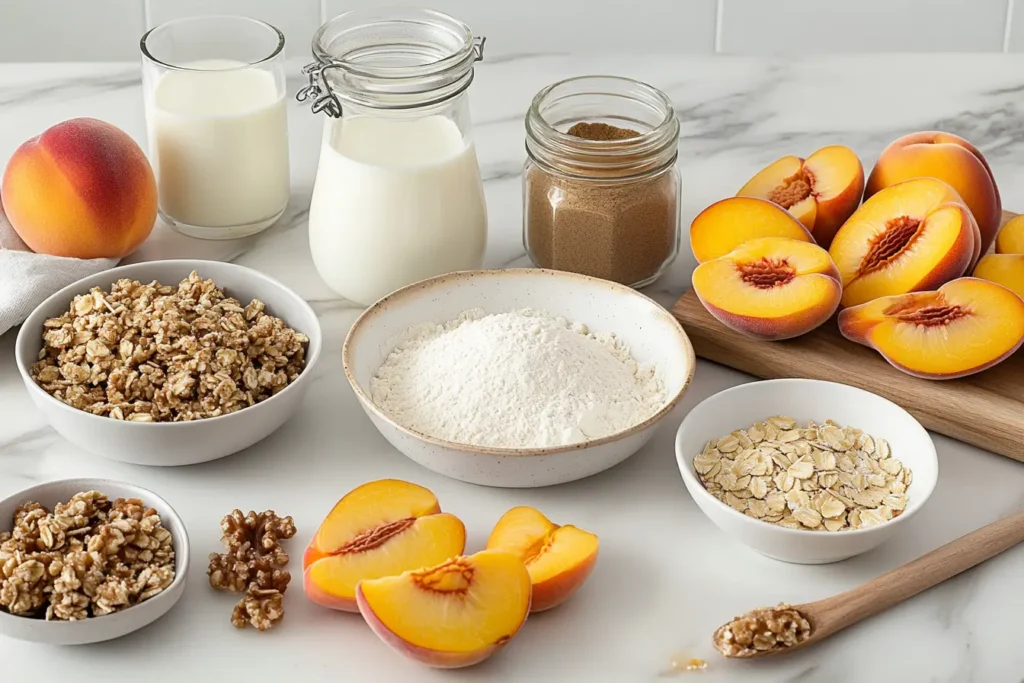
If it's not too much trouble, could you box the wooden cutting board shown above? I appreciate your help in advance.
[672,211,1024,463]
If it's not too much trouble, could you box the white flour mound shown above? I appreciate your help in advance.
[369,308,666,448]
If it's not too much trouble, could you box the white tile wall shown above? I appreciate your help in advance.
[0,0,1020,61]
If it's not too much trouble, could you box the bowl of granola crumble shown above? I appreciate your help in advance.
[14,260,322,466]
[0,478,189,644]
[675,379,938,564]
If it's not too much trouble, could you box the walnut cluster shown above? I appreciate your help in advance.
[713,604,812,657]
[0,492,175,621]
[30,271,309,422]
[208,509,296,631]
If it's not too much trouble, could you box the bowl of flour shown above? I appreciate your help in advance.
[343,269,695,487]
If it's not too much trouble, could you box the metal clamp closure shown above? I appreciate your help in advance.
[296,61,343,118]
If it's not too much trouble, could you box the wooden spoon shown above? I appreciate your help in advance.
[715,510,1024,659]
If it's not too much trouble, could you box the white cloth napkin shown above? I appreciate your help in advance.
[0,201,118,336]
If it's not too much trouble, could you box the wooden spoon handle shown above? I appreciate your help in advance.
[810,510,1024,637]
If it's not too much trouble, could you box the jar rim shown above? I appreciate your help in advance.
[140,16,285,72]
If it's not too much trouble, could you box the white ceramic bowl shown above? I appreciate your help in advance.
[15,260,322,466]
[675,379,938,564]
[344,269,696,487]
[0,478,189,645]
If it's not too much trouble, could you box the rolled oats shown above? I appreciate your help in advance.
[30,272,309,422]
[693,417,911,532]
[0,491,175,621]
[713,604,812,657]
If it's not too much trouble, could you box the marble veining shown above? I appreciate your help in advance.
[1,55,1024,682]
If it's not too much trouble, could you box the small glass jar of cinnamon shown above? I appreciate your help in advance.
[523,76,681,287]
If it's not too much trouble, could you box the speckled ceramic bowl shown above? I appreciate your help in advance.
[343,268,696,487]
[0,478,189,644]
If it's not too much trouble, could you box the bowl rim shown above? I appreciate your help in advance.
[342,267,697,457]
[0,477,190,629]
[14,259,323,429]
[674,378,939,538]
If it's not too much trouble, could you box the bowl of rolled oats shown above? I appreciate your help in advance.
[675,379,938,564]
[0,478,189,644]
[14,260,321,466]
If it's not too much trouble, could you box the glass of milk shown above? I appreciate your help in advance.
[301,8,488,306]
[141,16,290,239]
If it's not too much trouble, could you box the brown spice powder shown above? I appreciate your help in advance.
[525,122,678,286]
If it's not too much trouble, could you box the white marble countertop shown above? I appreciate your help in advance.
[2,54,1024,682]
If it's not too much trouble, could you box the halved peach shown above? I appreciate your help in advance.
[828,177,979,308]
[838,277,1024,379]
[691,237,841,340]
[356,550,531,669]
[303,479,466,612]
[996,215,1024,255]
[690,196,814,263]
[737,145,864,247]
[973,254,1024,299]
[485,506,599,613]
[866,131,1001,255]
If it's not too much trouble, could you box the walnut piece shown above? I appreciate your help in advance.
[0,491,175,621]
[713,604,812,657]
[208,509,295,632]
[30,271,309,422]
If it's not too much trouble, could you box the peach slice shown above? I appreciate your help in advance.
[737,145,865,247]
[485,506,599,613]
[866,131,1001,255]
[996,215,1024,255]
[828,177,979,308]
[838,277,1024,379]
[973,254,1024,299]
[303,479,466,612]
[356,550,531,669]
[690,196,814,263]
[691,237,842,341]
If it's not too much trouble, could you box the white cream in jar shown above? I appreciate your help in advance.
[308,115,487,306]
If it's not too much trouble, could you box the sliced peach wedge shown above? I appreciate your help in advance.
[486,506,599,613]
[356,550,531,669]
[996,215,1024,255]
[691,237,841,341]
[828,177,979,308]
[973,254,1024,299]
[303,479,466,612]
[737,145,865,248]
[838,277,1024,379]
[690,196,814,264]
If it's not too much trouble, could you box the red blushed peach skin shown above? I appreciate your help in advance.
[356,550,532,669]
[690,196,814,263]
[737,145,864,248]
[303,479,466,612]
[1,117,157,259]
[838,277,1024,379]
[996,215,1024,255]
[973,254,1024,299]
[485,506,599,613]
[829,177,978,308]
[866,131,1001,256]
[691,237,841,341]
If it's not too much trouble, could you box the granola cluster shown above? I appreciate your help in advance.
[208,509,296,631]
[30,271,309,422]
[0,492,175,621]
[713,604,812,657]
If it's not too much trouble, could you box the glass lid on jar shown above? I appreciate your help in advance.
[298,7,485,116]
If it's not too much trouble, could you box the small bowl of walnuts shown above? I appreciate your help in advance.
[0,478,189,645]
[14,260,322,466]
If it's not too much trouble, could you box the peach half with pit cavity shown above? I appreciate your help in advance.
[485,506,599,612]
[356,550,532,669]
[737,145,865,248]
[828,177,979,308]
[691,236,842,341]
[303,479,466,612]
[689,196,814,263]
[838,277,1024,379]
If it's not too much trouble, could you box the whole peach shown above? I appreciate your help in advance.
[865,131,1001,256]
[1,118,157,259]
